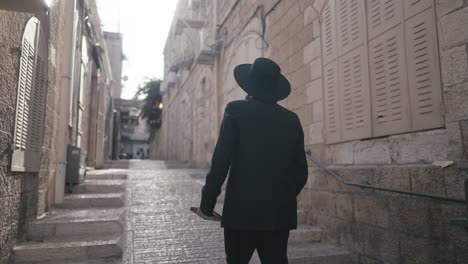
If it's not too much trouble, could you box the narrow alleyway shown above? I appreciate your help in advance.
[125,160,349,264]
[127,161,226,263]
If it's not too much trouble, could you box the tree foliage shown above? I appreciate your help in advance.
[134,79,163,141]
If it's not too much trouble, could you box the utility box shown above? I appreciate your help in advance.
[66,145,81,185]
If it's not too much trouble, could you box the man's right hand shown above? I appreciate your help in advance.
[190,207,221,222]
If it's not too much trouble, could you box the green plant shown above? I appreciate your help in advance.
[134,79,163,141]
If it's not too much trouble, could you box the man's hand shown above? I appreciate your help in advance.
[190,207,221,222]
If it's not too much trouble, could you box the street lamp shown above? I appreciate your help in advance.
[158,103,164,110]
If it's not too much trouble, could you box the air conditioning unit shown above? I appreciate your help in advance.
[196,28,224,65]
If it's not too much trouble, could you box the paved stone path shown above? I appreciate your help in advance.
[127,161,226,264]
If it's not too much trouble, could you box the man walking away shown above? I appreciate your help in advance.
[197,57,308,263]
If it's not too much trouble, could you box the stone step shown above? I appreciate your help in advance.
[86,174,127,180]
[103,161,129,169]
[56,193,125,209]
[14,234,122,263]
[16,258,121,264]
[17,258,122,264]
[250,243,351,264]
[288,243,351,264]
[72,180,126,194]
[28,208,125,241]
[289,225,321,244]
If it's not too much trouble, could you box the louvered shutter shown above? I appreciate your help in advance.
[404,0,433,19]
[323,62,341,143]
[338,46,372,141]
[12,18,39,172]
[321,0,443,144]
[321,0,337,66]
[366,0,403,40]
[369,25,411,136]
[405,8,443,130]
[26,28,48,172]
[11,17,48,172]
[336,0,366,55]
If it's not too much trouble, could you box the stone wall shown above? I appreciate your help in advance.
[0,0,115,261]
[159,65,218,166]
[159,0,468,262]
[0,8,60,263]
[275,0,468,262]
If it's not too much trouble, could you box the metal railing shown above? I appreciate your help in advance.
[305,151,468,228]
[305,151,465,203]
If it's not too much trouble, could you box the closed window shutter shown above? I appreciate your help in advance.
[324,62,341,143]
[321,0,442,144]
[11,17,48,172]
[404,0,433,19]
[26,28,48,171]
[369,25,411,136]
[322,0,341,143]
[336,0,366,55]
[321,0,337,66]
[405,8,443,130]
[338,46,372,141]
[12,17,39,172]
[366,0,403,40]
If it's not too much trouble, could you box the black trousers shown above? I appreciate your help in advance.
[224,229,290,264]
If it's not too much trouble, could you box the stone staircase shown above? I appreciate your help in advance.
[14,174,128,264]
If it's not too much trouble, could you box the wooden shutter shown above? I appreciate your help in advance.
[336,0,366,55]
[323,62,341,143]
[405,8,443,131]
[12,17,39,172]
[321,0,337,66]
[404,0,433,19]
[12,17,48,172]
[26,28,48,171]
[338,46,372,141]
[366,0,403,40]
[369,25,411,136]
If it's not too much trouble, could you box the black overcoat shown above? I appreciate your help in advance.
[200,98,308,230]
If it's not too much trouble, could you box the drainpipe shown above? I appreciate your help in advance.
[55,0,77,204]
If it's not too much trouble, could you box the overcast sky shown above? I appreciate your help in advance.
[96,0,178,99]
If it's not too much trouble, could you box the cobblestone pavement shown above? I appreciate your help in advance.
[127,160,227,264]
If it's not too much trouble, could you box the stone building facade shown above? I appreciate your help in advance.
[104,31,124,99]
[157,0,468,262]
[114,99,150,160]
[0,0,118,262]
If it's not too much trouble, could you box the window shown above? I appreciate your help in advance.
[11,17,48,172]
[321,0,443,143]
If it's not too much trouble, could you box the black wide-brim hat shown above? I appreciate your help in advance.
[234,57,291,102]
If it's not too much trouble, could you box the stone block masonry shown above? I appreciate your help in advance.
[0,10,43,264]
[158,0,468,263]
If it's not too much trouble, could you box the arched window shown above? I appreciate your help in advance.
[11,17,48,172]
[321,0,443,144]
